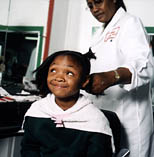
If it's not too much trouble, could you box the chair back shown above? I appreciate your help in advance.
[101,110,130,157]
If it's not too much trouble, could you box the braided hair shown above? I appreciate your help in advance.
[33,48,96,96]
[115,0,127,11]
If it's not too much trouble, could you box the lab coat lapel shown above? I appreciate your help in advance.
[91,7,126,47]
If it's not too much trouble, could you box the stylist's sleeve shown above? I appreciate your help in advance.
[118,16,154,91]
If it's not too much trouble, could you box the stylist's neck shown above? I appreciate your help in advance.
[104,13,116,28]
[104,8,118,28]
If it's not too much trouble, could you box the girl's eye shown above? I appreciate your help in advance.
[50,69,56,73]
[67,72,74,76]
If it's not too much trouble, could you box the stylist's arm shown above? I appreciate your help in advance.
[85,67,132,95]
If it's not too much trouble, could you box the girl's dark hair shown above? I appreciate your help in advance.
[115,0,127,11]
[33,48,96,96]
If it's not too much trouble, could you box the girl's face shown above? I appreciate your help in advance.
[87,0,116,23]
[47,55,85,100]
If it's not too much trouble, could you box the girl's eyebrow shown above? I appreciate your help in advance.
[50,62,75,68]
[49,62,55,66]
[66,64,75,67]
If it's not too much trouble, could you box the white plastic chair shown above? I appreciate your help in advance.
[115,148,130,157]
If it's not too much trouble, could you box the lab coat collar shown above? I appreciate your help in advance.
[105,7,126,31]
[91,7,126,47]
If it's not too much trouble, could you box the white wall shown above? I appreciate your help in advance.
[0,0,51,66]
[0,0,10,25]
[49,0,154,54]
[7,0,49,36]
[49,0,96,53]
[49,0,87,54]
[49,0,70,54]
[125,0,154,26]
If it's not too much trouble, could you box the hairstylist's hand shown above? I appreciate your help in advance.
[85,72,115,95]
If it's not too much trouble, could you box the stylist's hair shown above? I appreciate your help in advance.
[33,49,96,97]
[115,0,127,11]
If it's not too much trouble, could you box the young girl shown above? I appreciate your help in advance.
[20,50,113,157]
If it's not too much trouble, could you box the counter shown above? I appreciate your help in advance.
[0,101,32,138]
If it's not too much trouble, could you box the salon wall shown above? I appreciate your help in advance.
[125,0,154,26]
[0,0,51,68]
[0,0,10,25]
[49,0,154,54]
[48,0,70,54]
[0,0,49,35]
[49,0,86,54]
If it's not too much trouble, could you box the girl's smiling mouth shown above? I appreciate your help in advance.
[51,82,68,89]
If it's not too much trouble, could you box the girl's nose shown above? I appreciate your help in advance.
[55,77,65,82]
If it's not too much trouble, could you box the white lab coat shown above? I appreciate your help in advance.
[86,8,154,157]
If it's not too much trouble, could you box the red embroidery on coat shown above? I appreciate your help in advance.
[104,27,120,42]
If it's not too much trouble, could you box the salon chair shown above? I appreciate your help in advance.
[102,109,130,157]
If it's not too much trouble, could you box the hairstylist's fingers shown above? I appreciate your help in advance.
[84,74,93,93]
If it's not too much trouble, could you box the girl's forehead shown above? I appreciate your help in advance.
[49,55,83,73]
[50,55,81,67]
[53,55,79,63]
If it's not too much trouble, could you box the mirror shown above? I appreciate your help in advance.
[0,0,47,95]
[0,30,38,94]
[150,35,154,56]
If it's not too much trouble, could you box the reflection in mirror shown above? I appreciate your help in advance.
[150,35,154,108]
[0,31,38,94]
[150,35,154,56]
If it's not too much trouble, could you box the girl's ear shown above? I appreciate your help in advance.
[81,76,90,88]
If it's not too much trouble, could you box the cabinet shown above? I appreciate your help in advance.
[0,101,32,137]
[0,101,32,157]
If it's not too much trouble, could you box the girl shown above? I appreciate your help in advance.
[21,50,113,157]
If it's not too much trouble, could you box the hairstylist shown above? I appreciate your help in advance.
[85,0,154,156]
